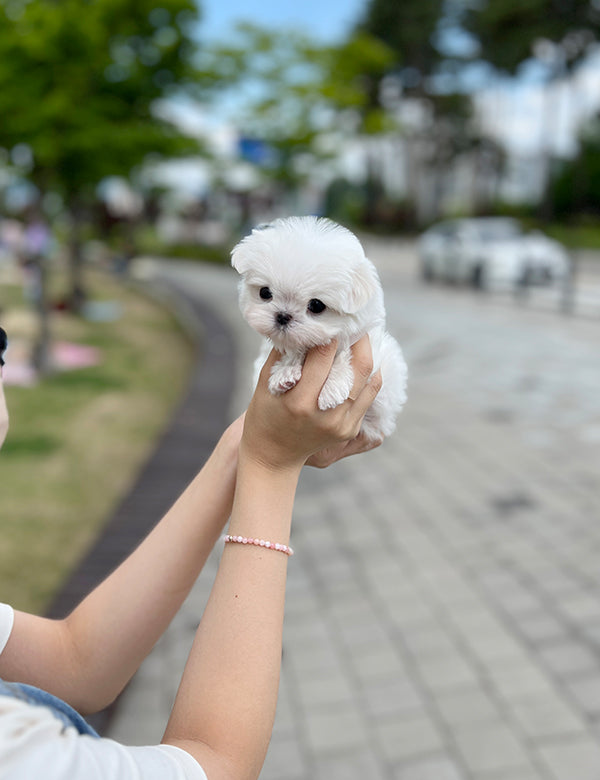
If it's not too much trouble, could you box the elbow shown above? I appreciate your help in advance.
[59,615,129,715]
[64,681,120,716]
[76,690,120,717]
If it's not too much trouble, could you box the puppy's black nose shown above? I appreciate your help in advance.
[276,312,292,327]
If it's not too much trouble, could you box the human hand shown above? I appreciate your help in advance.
[241,335,382,474]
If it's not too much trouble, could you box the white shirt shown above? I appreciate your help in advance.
[0,604,13,657]
[0,604,207,780]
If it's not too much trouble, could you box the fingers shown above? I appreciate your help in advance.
[341,431,383,459]
[306,431,383,469]
[348,335,374,400]
[256,347,282,388]
[257,342,338,399]
[255,337,381,444]
[287,340,338,406]
[349,369,382,427]
[258,337,371,408]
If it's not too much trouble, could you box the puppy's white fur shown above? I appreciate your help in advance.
[231,216,407,441]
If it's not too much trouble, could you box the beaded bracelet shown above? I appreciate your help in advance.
[223,534,294,556]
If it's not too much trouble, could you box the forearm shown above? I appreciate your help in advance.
[1,421,240,713]
[163,451,300,780]
[67,425,240,710]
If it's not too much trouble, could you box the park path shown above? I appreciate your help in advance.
[106,239,600,780]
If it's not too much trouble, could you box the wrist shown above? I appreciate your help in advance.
[227,447,300,546]
[238,439,304,481]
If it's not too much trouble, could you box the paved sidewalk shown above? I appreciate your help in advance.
[105,242,600,780]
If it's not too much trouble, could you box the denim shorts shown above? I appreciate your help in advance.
[0,678,98,736]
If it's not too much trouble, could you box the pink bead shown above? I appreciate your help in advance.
[223,534,293,555]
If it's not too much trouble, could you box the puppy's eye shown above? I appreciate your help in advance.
[259,287,273,301]
[307,299,326,314]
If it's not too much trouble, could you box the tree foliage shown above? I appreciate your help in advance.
[552,113,600,217]
[199,23,395,190]
[462,0,600,76]
[321,31,396,133]
[0,0,201,204]
[357,0,446,93]
[200,24,328,145]
[462,1,600,221]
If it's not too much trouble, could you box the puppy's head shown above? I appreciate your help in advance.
[231,216,380,351]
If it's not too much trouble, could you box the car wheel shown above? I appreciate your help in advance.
[421,262,434,282]
[471,263,487,290]
[518,266,533,287]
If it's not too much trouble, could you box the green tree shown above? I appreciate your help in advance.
[462,0,600,219]
[358,0,479,223]
[463,0,600,77]
[358,0,445,96]
[318,31,398,225]
[0,0,201,307]
[195,24,326,210]
[552,113,600,218]
[199,23,394,212]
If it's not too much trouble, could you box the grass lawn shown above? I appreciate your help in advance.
[1,269,194,614]
[544,222,600,252]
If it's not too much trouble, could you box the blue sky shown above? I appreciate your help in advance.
[197,0,367,43]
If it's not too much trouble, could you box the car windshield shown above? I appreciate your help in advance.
[474,220,521,241]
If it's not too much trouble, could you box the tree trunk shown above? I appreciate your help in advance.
[68,207,87,313]
[538,65,569,224]
[31,256,52,375]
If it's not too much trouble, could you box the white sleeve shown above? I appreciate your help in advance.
[0,697,207,780]
[0,603,14,656]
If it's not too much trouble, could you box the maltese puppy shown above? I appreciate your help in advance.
[231,216,407,442]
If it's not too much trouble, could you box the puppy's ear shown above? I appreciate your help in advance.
[340,260,380,313]
[231,237,257,275]
[230,240,249,274]
[231,224,273,274]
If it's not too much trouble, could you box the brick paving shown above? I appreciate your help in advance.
[102,242,599,779]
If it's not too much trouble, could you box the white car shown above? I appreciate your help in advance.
[418,218,569,289]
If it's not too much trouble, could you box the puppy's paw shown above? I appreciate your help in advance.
[269,363,302,395]
[317,351,354,410]
[318,379,349,410]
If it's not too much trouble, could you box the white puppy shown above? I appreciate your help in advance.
[231,216,407,442]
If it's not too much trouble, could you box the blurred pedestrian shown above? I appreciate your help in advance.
[20,209,53,373]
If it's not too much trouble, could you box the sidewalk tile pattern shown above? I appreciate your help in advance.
[99,248,599,779]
